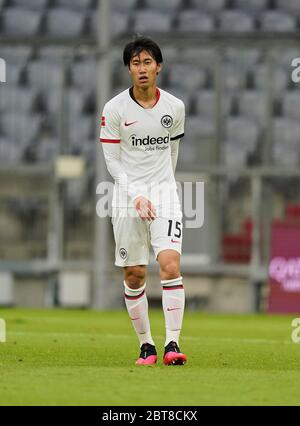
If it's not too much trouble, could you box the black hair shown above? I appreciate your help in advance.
[123,36,163,67]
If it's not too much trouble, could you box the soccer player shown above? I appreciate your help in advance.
[100,36,187,366]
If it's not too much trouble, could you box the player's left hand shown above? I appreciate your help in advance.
[133,196,156,222]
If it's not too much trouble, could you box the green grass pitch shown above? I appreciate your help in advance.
[0,308,300,406]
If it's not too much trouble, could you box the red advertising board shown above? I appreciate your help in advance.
[267,223,300,313]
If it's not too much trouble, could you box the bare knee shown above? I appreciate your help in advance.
[124,266,147,289]
[160,261,180,281]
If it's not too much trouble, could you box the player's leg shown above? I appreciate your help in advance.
[112,208,156,365]
[157,250,187,365]
[123,265,157,365]
[151,217,187,365]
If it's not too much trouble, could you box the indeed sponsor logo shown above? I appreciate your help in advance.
[131,134,170,147]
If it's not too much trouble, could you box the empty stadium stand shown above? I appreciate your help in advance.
[0,0,300,279]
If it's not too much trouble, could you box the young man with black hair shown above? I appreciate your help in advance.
[100,36,187,366]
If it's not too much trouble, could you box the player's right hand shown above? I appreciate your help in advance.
[133,196,156,222]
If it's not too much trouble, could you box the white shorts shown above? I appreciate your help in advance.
[111,207,183,267]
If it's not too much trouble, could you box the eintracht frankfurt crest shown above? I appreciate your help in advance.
[161,115,173,128]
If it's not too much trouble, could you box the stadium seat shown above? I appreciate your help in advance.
[273,144,299,167]
[44,87,89,118]
[184,116,216,165]
[272,118,300,165]
[7,63,24,84]
[224,48,262,67]
[112,58,132,87]
[2,8,42,36]
[272,117,300,166]
[273,118,300,146]
[112,11,130,36]
[276,48,300,69]
[144,0,182,11]
[234,0,268,12]
[194,90,232,117]
[65,178,87,208]
[56,0,92,10]
[78,138,96,157]
[72,59,97,89]
[46,8,85,37]
[223,141,248,167]
[260,11,296,32]
[178,11,214,33]
[38,47,70,62]
[254,65,288,94]
[12,0,49,9]
[0,112,41,145]
[222,63,247,91]
[133,10,173,33]
[0,86,37,113]
[226,117,258,152]
[277,0,300,17]
[0,46,32,65]
[282,91,300,120]
[45,88,64,115]
[238,91,267,126]
[168,64,207,92]
[165,87,192,113]
[190,0,226,13]
[68,115,93,145]
[180,47,215,63]
[27,60,64,89]
[110,0,138,12]
[90,11,129,37]
[218,11,254,32]
[67,88,89,116]
[35,137,60,162]
[0,137,22,165]
[186,116,215,140]
[160,45,178,61]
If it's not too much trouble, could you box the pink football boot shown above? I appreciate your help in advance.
[135,343,157,366]
[163,341,187,365]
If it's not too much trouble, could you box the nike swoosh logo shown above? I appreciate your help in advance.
[125,121,138,127]
[171,239,180,243]
[131,317,140,321]
[167,308,181,311]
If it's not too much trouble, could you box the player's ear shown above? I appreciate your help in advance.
[156,63,162,75]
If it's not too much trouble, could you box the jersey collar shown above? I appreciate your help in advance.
[129,87,160,109]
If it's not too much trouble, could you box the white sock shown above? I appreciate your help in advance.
[124,281,155,347]
[161,276,185,347]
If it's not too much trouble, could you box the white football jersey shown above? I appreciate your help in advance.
[100,87,185,214]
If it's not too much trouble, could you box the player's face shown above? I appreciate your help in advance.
[129,50,162,89]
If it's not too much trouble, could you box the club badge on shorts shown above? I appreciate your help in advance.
[119,248,128,260]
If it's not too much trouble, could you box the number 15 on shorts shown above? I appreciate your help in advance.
[167,220,182,242]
